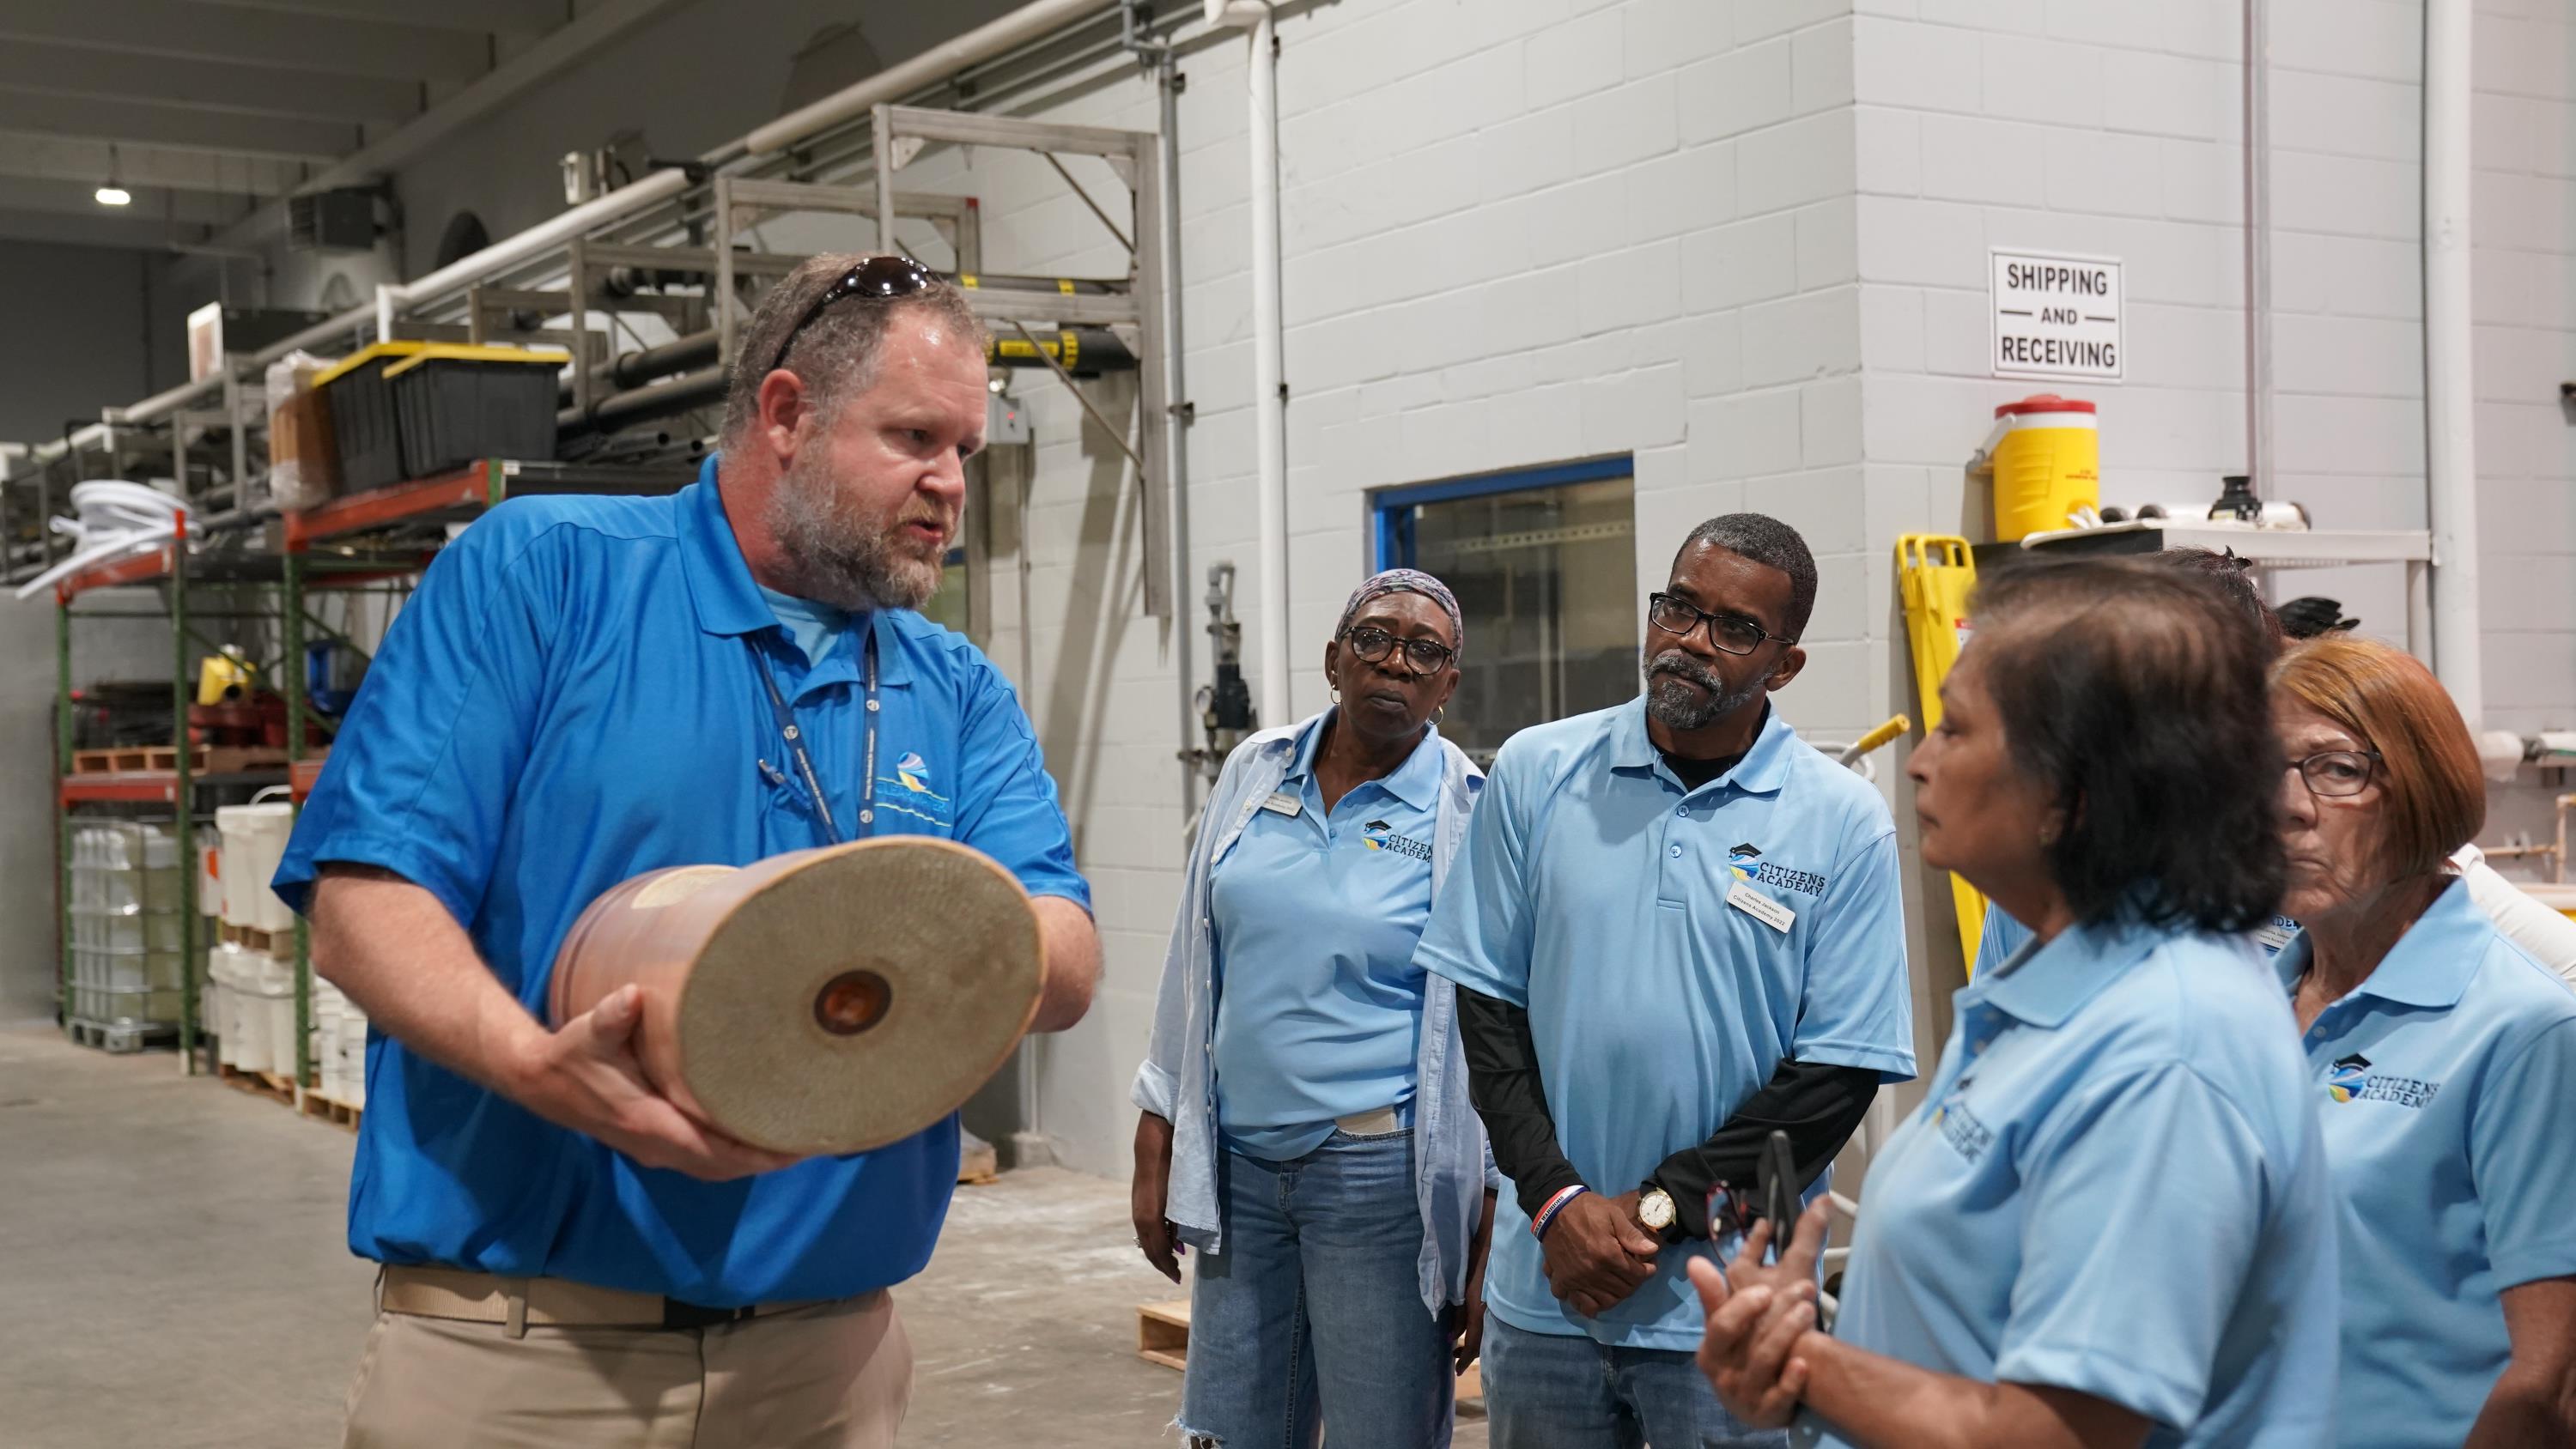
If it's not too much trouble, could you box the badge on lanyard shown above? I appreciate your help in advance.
[1259,791,1302,818]
[1728,879,1796,933]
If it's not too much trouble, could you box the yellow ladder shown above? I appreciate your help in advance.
[1896,535,1988,972]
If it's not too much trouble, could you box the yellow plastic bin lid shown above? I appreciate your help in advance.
[379,343,570,379]
[310,340,430,388]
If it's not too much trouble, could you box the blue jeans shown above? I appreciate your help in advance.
[1179,1131,1454,1449]
[1484,1316,1787,1449]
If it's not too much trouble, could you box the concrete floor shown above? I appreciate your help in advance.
[0,1026,1490,1447]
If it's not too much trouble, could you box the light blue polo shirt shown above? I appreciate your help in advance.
[2275,879,2576,1449]
[1208,715,1440,1160]
[1815,920,2338,1449]
[1977,904,2303,976]
[273,455,1090,1307]
[1416,699,1914,1351]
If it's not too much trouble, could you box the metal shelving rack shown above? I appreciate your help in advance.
[55,519,302,1070]
[50,458,692,1088]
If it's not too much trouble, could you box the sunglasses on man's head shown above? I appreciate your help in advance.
[769,256,939,373]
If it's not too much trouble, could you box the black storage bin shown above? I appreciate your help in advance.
[311,342,426,495]
[384,345,567,481]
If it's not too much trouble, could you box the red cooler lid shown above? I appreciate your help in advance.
[1995,394,2096,417]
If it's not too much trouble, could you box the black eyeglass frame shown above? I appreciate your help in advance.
[768,256,939,374]
[1340,624,1457,677]
[2287,748,2384,799]
[1647,591,1797,656]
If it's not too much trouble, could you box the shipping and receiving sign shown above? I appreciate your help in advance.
[1990,249,2123,382]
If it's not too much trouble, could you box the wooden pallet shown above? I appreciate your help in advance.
[71,745,292,776]
[1133,1299,1483,1404]
[1137,1300,1191,1371]
[217,921,285,955]
[299,1089,362,1131]
[64,1016,176,1053]
[216,1062,297,1107]
[957,1137,1000,1186]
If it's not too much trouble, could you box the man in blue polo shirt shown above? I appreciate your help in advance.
[1419,515,1915,1448]
[276,254,1098,1448]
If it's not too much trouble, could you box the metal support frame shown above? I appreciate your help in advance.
[869,103,1172,618]
[712,174,981,372]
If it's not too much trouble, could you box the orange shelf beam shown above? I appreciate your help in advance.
[61,773,185,805]
[54,541,181,603]
[283,462,500,551]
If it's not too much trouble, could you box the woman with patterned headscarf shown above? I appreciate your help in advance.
[1132,568,1498,1449]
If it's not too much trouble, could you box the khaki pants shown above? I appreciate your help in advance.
[343,1289,913,1448]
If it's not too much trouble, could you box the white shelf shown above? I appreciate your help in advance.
[2020,521,2432,570]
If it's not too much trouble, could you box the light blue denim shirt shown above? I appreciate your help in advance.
[1133,711,1496,1315]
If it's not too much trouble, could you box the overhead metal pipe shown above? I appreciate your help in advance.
[557,365,728,439]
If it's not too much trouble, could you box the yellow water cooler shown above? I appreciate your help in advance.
[1983,394,2099,542]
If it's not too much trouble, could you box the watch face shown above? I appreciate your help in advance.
[1640,1191,1675,1229]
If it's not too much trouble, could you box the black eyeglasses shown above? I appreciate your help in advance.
[1342,625,1455,676]
[769,255,939,373]
[1648,592,1794,656]
[2289,749,2380,798]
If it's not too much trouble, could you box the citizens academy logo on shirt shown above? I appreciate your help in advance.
[1728,842,1826,897]
[1362,819,1432,862]
[1931,1076,1993,1161]
[2324,1052,2440,1109]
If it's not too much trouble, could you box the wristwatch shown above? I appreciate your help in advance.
[1637,1185,1677,1234]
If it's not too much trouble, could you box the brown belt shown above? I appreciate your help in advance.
[380,1264,850,1338]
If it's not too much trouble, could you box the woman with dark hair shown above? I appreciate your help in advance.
[2269,638,2576,1449]
[1131,569,1498,1449]
[1971,546,2295,974]
[1691,559,2336,1448]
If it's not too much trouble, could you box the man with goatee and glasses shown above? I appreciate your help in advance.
[1417,514,1916,1449]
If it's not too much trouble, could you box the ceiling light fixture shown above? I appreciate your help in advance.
[97,143,131,206]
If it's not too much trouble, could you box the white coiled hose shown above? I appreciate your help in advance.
[11,480,186,601]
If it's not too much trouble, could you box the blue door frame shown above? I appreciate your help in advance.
[1371,455,1635,570]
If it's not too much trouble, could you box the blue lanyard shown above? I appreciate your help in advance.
[750,627,879,846]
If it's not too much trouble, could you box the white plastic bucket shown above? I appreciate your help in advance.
[255,955,297,1077]
[215,803,297,932]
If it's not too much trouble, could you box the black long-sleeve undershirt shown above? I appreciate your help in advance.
[1457,986,1878,1241]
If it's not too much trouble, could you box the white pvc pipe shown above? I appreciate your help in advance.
[2424,0,2482,724]
[742,0,1115,156]
[1244,4,1290,727]
[2241,0,2273,488]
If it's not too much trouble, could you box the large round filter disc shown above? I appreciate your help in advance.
[673,839,1041,1157]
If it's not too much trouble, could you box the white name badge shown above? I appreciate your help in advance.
[1728,879,1796,933]
[2253,916,2300,954]
[1259,791,1302,817]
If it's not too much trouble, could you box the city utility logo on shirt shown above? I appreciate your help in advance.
[2324,1052,2441,1109]
[1362,819,1432,862]
[1726,842,1826,897]
[876,749,954,830]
